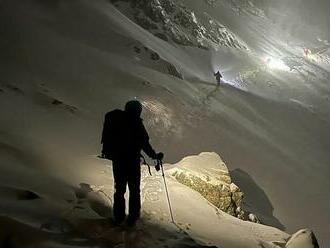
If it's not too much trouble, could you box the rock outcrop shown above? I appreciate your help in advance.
[168,152,257,221]
[167,153,320,245]
[112,0,248,50]
[132,44,184,79]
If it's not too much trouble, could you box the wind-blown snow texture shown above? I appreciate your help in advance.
[0,0,329,247]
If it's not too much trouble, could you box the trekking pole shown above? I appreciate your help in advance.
[158,159,175,224]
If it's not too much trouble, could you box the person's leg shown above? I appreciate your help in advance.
[127,165,141,224]
[112,161,127,224]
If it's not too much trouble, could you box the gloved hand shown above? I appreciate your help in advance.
[154,153,163,171]
[155,152,164,160]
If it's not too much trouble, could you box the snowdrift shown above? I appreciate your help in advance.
[0,0,328,246]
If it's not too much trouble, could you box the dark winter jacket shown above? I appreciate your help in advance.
[101,109,157,161]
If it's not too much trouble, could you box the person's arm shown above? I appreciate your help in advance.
[139,120,164,160]
[140,122,162,159]
[143,141,157,159]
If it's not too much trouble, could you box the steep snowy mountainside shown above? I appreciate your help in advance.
[0,0,329,246]
[111,0,248,50]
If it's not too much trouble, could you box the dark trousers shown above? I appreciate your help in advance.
[112,159,141,222]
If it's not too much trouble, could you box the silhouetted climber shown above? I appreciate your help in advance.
[101,100,164,226]
[214,70,223,85]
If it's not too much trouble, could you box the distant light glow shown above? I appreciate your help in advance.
[264,57,290,71]
[303,48,319,62]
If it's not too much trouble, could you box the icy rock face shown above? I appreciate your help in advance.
[285,229,319,248]
[217,0,269,17]
[168,152,254,220]
[112,0,248,50]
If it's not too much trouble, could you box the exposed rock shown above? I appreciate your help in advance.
[113,0,248,50]
[285,229,319,248]
[134,46,141,53]
[168,152,257,221]
[52,99,63,106]
[150,51,160,60]
[132,44,183,79]
[167,64,183,79]
[154,32,169,41]
[51,98,78,113]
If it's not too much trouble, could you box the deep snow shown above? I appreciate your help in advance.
[0,0,329,246]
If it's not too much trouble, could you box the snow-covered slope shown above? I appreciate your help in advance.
[0,0,328,246]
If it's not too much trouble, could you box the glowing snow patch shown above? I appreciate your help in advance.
[142,99,183,136]
[264,57,290,71]
[304,51,319,62]
[142,100,174,130]
[222,78,247,91]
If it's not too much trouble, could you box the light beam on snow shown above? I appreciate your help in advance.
[303,50,319,62]
[264,57,290,71]
[221,78,247,91]
[141,99,181,136]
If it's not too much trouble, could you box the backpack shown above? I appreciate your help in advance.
[101,109,126,160]
[101,109,151,161]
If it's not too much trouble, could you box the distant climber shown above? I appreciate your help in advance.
[101,100,164,226]
[214,70,223,85]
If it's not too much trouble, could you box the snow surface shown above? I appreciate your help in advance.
[0,0,329,246]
